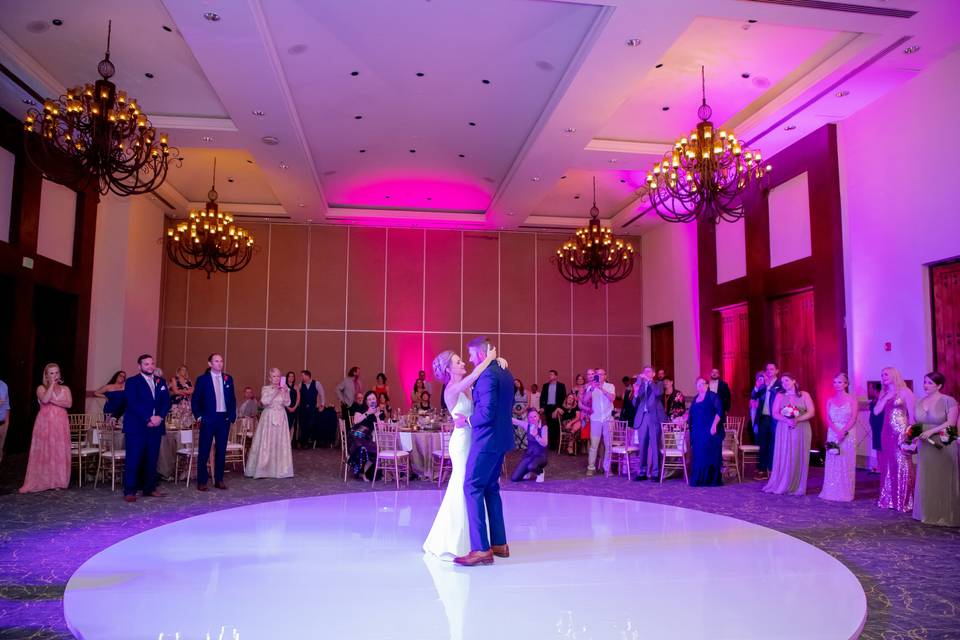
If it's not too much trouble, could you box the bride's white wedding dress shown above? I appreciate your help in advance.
[423,391,473,560]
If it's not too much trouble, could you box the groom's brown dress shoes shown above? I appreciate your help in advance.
[490,544,510,558]
[453,550,494,566]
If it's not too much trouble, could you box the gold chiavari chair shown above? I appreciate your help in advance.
[732,416,758,477]
[94,417,125,491]
[69,414,98,488]
[723,416,745,483]
[659,422,688,484]
[373,420,410,489]
[607,420,638,478]
[432,420,455,487]
[225,419,247,471]
[175,422,199,486]
[338,418,349,482]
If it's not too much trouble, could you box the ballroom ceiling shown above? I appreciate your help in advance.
[1,0,958,233]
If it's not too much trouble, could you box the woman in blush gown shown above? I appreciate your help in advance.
[875,366,916,512]
[912,372,959,527]
[245,367,294,479]
[819,373,858,502]
[20,363,72,493]
[762,373,815,496]
[423,346,500,561]
[689,377,724,487]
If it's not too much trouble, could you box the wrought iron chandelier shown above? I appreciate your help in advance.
[555,178,635,288]
[23,21,178,197]
[643,66,771,224]
[165,159,254,278]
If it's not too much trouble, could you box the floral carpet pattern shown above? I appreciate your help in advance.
[0,448,958,639]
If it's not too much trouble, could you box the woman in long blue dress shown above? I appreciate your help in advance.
[689,377,725,487]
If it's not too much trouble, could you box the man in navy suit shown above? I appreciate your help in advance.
[122,354,171,502]
[191,353,237,490]
[455,336,515,566]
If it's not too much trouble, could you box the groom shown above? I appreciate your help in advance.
[455,336,515,566]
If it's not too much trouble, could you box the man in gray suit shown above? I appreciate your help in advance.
[631,366,666,481]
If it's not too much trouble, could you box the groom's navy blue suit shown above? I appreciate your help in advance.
[465,361,515,552]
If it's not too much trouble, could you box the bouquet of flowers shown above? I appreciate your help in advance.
[825,441,841,455]
[906,423,959,450]
[780,404,801,420]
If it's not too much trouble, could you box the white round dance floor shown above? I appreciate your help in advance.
[64,491,866,640]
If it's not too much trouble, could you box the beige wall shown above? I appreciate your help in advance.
[641,221,700,392]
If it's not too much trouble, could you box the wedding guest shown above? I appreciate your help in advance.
[412,370,433,403]
[555,392,581,454]
[819,373,857,502]
[689,377,724,487]
[511,408,548,482]
[512,379,529,418]
[663,377,686,422]
[586,368,616,476]
[0,377,8,466]
[378,392,393,416]
[867,381,883,473]
[620,375,637,426]
[373,372,389,398]
[192,353,237,491]
[169,365,194,407]
[529,384,541,414]
[577,371,593,450]
[285,371,300,437]
[912,372,959,527]
[238,386,260,418]
[756,362,784,480]
[94,370,127,420]
[418,390,433,412]
[572,373,587,402]
[875,366,916,512]
[245,367,294,479]
[297,370,325,448]
[349,390,382,481]
[749,372,766,438]
[763,373,814,496]
[631,366,666,481]
[708,368,732,415]
[349,391,365,415]
[656,369,666,382]
[19,363,72,493]
[539,370,566,449]
[121,354,171,501]
[336,367,362,424]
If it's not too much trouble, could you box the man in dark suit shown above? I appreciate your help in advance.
[709,368,732,414]
[122,354,171,502]
[455,336,515,567]
[631,366,666,481]
[756,362,784,480]
[539,369,566,449]
[191,352,237,490]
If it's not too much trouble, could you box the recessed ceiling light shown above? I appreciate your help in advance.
[279,161,289,169]
[662,106,670,111]
[481,79,491,85]
[354,115,363,120]
[252,109,265,117]
[409,149,416,153]
[51,18,63,26]
[747,19,758,23]
[350,71,359,76]
[458,153,465,158]
[560,175,567,180]
[835,90,850,98]
[144,72,154,79]
[563,127,576,133]
[22,98,36,105]
[620,179,626,183]
[468,121,477,127]
[162,25,173,33]
[655,63,664,69]
[426,197,432,201]
[903,45,920,54]
[574,195,581,200]
[741,72,751,79]
[227,177,235,183]
[298,203,305,208]
[784,124,797,131]
[415,72,425,77]
[625,38,642,47]
[385,195,391,199]
[531,177,541,182]
[246,159,254,164]
[359,149,366,153]
[608,159,618,163]
[200,136,214,142]
[262,135,280,145]
[202,11,221,22]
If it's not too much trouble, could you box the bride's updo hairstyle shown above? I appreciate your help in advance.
[432,350,455,384]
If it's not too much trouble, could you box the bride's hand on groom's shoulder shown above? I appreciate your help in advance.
[497,357,509,369]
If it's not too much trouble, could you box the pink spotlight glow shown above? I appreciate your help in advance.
[330,175,493,212]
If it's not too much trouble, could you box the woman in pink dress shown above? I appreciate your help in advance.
[819,373,858,502]
[875,366,916,512]
[762,373,815,496]
[20,363,72,493]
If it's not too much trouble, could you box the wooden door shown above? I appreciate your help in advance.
[772,289,820,446]
[715,304,750,420]
[932,260,960,398]
[650,322,674,379]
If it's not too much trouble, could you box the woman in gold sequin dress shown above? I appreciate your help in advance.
[875,367,916,512]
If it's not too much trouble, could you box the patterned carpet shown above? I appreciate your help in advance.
[0,448,958,640]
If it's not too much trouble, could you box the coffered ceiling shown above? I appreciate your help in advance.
[1,0,957,234]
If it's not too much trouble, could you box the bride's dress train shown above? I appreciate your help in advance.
[423,391,473,560]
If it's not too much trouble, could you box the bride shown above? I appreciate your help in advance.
[423,346,500,560]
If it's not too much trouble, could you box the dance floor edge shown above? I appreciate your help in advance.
[64,491,867,640]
